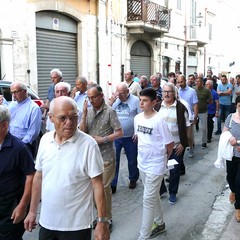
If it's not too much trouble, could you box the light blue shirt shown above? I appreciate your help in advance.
[74,91,91,111]
[217,83,232,105]
[178,85,198,115]
[8,97,42,144]
[112,94,140,137]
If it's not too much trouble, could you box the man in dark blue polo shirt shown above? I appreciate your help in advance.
[0,105,35,240]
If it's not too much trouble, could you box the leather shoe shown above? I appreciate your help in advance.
[229,192,236,204]
[111,186,116,194]
[236,209,240,222]
[129,180,137,189]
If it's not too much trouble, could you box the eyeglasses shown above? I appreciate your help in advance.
[51,114,78,123]
[10,89,24,95]
[87,93,101,101]
[162,90,174,94]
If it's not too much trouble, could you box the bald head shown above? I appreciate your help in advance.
[49,96,77,114]
[116,82,129,102]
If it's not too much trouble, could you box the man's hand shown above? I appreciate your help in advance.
[11,205,27,224]
[175,143,184,156]
[94,222,110,240]
[24,212,38,232]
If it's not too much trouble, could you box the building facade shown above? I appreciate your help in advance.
[0,0,218,99]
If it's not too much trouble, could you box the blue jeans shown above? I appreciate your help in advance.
[217,104,231,132]
[160,148,184,195]
[112,137,139,187]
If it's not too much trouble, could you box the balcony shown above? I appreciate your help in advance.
[126,0,171,35]
[187,25,208,47]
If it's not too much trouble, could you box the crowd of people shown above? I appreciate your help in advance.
[1,68,240,240]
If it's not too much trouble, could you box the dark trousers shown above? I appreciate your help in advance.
[112,137,139,187]
[39,226,92,240]
[207,113,215,140]
[217,104,231,132]
[160,148,184,195]
[0,190,25,240]
[226,156,240,209]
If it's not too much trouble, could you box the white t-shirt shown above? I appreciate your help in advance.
[134,112,174,175]
[35,130,104,231]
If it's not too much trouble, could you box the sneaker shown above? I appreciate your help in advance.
[149,222,165,239]
[169,193,177,205]
[188,149,194,158]
[129,180,137,189]
[201,143,207,149]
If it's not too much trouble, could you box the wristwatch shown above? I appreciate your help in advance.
[97,217,109,223]
[103,136,109,144]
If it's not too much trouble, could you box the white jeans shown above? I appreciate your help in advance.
[198,112,208,143]
[138,170,164,240]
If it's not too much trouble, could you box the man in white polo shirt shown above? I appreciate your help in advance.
[24,97,109,240]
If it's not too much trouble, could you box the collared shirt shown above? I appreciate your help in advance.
[232,83,240,103]
[8,97,42,144]
[74,91,91,112]
[178,85,198,115]
[47,84,55,102]
[217,82,232,105]
[112,94,140,137]
[36,130,104,231]
[124,81,142,97]
[0,132,35,196]
[159,100,190,145]
[86,101,122,161]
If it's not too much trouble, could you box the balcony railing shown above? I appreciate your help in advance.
[127,0,171,30]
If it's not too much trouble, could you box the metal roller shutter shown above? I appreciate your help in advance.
[130,55,151,79]
[36,28,77,99]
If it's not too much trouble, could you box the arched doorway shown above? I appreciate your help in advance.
[130,40,151,79]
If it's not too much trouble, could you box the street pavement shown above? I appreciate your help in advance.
[23,126,240,240]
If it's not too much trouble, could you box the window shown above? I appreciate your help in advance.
[208,23,212,41]
[177,0,181,10]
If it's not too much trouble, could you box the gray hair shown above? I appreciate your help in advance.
[11,81,27,91]
[0,105,10,123]
[163,82,176,93]
[150,74,160,83]
[76,76,87,85]
[55,82,71,93]
[140,75,148,81]
[50,68,62,77]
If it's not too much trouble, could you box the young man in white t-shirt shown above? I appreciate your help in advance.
[134,88,174,240]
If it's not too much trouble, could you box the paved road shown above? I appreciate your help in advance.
[23,127,238,240]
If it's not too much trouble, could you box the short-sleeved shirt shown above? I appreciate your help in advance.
[194,87,212,113]
[36,130,104,231]
[225,114,240,158]
[134,112,174,175]
[47,84,55,102]
[86,101,122,161]
[0,132,35,197]
[208,89,219,114]
[178,85,198,116]
[125,81,142,97]
[159,100,190,145]
[217,83,232,105]
[112,94,140,137]
[232,83,240,104]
